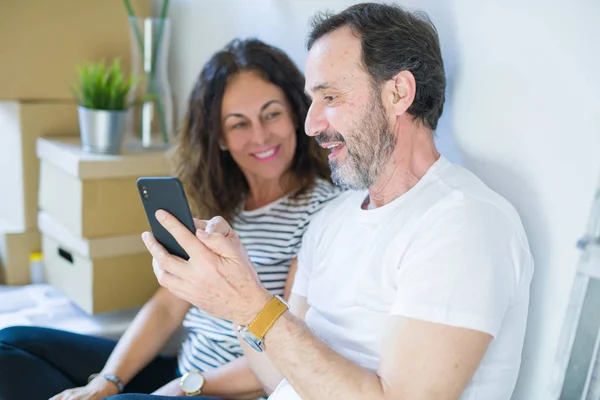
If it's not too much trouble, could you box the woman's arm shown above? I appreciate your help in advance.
[52,287,191,399]
[198,356,266,399]
[100,286,190,383]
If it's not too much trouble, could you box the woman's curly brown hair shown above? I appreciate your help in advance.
[170,38,331,222]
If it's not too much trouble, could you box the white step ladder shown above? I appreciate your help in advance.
[550,190,600,399]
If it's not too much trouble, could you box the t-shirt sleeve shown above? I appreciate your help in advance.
[391,203,519,337]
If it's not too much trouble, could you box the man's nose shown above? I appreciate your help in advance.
[305,101,328,137]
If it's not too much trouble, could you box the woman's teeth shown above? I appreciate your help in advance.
[254,148,276,159]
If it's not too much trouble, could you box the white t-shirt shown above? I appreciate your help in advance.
[269,156,534,400]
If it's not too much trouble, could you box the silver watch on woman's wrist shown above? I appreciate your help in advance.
[88,372,125,393]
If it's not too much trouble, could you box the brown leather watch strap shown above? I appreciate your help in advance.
[247,296,289,339]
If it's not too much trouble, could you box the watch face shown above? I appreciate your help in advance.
[240,329,264,352]
[244,335,264,352]
[181,371,204,393]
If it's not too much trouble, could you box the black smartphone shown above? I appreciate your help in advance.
[136,177,196,260]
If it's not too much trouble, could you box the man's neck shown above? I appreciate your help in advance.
[366,124,440,210]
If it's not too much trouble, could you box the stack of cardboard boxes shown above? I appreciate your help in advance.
[36,138,169,314]
[0,103,79,284]
[0,0,162,314]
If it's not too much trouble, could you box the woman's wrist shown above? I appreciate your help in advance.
[199,368,265,399]
[88,375,120,396]
[198,368,225,397]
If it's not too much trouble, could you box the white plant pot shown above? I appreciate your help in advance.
[78,107,128,155]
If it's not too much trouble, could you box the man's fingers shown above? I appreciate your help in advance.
[197,231,242,260]
[152,257,184,288]
[155,210,200,251]
[142,231,169,264]
[194,216,239,259]
[156,210,219,260]
[142,231,187,278]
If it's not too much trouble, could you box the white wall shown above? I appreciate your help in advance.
[164,1,600,398]
[450,1,600,398]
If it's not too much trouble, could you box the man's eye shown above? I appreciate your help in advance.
[324,95,336,103]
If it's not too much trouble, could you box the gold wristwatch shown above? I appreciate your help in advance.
[237,295,289,352]
[180,370,205,396]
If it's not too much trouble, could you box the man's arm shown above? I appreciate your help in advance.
[263,300,491,400]
[241,292,309,395]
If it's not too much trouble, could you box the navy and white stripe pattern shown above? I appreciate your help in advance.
[178,178,341,375]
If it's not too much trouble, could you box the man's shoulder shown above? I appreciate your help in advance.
[422,160,530,252]
[433,160,525,231]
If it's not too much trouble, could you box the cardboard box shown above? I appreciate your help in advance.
[0,0,151,100]
[0,225,41,285]
[0,101,79,231]
[37,137,171,238]
[39,211,158,314]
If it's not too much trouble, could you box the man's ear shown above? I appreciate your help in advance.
[383,70,417,116]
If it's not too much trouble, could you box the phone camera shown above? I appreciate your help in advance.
[141,186,149,200]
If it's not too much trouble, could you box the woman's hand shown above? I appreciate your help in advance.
[49,377,118,400]
[142,211,272,326]
[151,378,185,396]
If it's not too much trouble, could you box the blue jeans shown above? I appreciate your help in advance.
[0,326,221,400]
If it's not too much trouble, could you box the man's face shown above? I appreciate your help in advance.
[304,26,396,190]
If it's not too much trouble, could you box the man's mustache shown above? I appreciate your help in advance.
[315,130,346,146]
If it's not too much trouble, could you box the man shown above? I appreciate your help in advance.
[143,3,533,399]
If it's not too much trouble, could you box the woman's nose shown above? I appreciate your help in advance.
[250,122,269,145]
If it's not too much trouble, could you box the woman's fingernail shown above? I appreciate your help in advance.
[156,210,166,221]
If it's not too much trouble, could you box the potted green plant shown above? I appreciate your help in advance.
[72,58,136,155]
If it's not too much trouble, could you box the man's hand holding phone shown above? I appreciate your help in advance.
[141,211,270,326]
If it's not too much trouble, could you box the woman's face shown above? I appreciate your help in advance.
[220,70,297,185]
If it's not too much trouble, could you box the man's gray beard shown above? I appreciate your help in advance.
[331,101,396,190]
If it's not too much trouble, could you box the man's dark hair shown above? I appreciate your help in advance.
[307,3,446,131]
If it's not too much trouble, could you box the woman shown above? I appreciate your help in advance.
[0,38,340,400]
